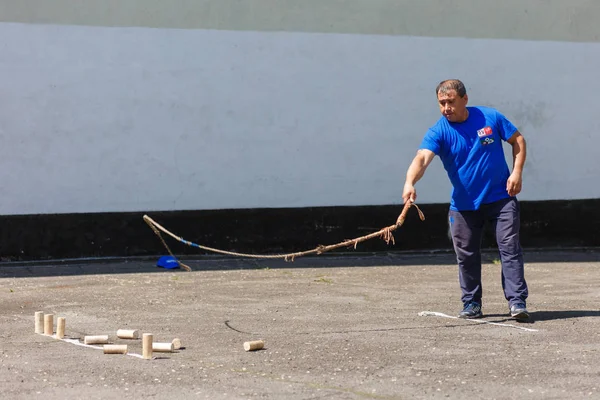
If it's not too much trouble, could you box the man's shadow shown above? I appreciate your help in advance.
[483,310,600,324]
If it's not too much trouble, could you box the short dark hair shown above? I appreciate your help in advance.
[436,79,467,97]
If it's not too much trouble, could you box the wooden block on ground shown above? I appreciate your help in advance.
[104,345,128,354]
[152,342,174,353]
[117,329,139,339]
[84,335,109,345]
[44,314,54,336]
[142,333,153,360]
[244,340,265,352]
[35,311,44,334]
[56,317,66,339]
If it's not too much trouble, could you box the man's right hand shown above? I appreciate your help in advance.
[402,183,416,204]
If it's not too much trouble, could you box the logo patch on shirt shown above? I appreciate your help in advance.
[480,137,495,146]
[477,126,493,137]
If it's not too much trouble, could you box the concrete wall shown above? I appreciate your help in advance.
[1,1,599,215]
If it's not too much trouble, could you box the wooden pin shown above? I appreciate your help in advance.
[84,335,109,345]
[103,345,128,354]
[172,338,182,350]
[44,314,54,336]
[56,317,66,339]
[116,329,139,339]
[35,311,44,334]
[152,342,174,353]
[244,340,265,352]
[142,333,153,360]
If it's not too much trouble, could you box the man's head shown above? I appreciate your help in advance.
[436,79,469,123]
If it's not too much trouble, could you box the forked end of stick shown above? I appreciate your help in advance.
[413,204,426,221]
[178,261,192,272]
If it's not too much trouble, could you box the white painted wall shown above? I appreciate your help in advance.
[1,22,599,215]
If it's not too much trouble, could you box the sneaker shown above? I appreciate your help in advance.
[458,301,483,319]
[510,303,530,320]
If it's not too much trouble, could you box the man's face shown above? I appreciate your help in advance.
[437,89,468,122]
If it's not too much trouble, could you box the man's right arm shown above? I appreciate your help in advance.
[402,149,436,204]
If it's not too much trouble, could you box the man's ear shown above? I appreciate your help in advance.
[464,94,469,104]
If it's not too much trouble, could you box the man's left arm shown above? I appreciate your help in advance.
[506,131,526,196]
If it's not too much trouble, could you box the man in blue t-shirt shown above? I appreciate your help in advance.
[402,79,529,321]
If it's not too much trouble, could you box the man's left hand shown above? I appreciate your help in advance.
[506,172,523,196]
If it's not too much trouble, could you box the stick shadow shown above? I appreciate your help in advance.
[484,310,600,323]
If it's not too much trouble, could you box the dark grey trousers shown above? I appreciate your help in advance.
[448,197,528,307]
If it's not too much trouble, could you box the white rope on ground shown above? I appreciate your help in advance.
[418,311,538,332]
[58,337,147,359]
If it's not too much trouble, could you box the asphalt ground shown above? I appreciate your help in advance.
[1,249,600,399]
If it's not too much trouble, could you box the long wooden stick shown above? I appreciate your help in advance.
[143,202,425,268]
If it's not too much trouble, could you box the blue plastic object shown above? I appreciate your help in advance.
[156,255,180,269]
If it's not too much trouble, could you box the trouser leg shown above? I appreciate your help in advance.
[488,198,528,306]
[449,209,484,304]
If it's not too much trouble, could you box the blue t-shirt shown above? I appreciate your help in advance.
[419,106,518,211]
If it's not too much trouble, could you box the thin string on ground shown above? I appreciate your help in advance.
[60,338,147,359]
[418,311,538,332]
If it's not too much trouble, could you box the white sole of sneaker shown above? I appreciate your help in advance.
[458,314,483,319]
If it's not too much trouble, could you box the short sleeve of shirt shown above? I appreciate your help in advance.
[496,110,518,141]
[419,129,442,155]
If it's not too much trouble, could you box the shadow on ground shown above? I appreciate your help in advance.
[483,310,600,324]
[1,249,598,279]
